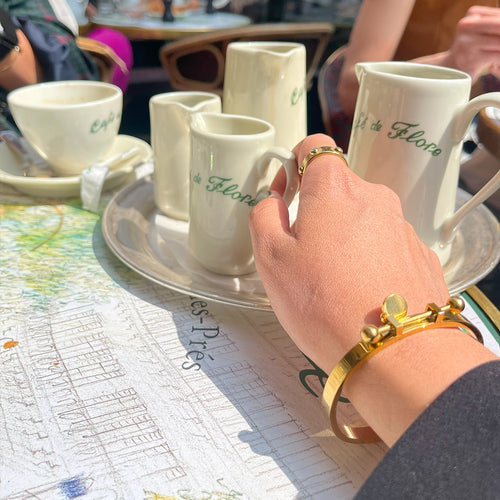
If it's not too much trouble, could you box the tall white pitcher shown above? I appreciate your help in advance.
[223,41,307,150]
[347,61,500,265]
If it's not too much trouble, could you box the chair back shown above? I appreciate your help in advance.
[477,108,500,161]
[317,45,352,150]
[159,22,335,96]
[76,36,128,84]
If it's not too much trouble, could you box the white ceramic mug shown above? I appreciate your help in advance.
[149,91,221,221]
[7,81,122,176]
[347,62,500,264]
[223,41,307,150]
[189,112,299,275]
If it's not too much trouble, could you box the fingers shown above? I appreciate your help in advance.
[458,6,500,37]
[295,134,404,211]
[250,134,344,277]
[269,165,288,195]
[294,134,347,175]
[293,134,368,234]
[249,190,293,269]
[295,134,358,198]
[464,5,500,20]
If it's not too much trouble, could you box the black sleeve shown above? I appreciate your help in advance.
[356,360,500,499]
[0,7,18,61]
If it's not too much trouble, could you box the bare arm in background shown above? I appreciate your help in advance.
[0,29,42,91]
[337,0,415,115]
[338,2,500,115]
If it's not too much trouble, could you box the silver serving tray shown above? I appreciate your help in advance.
[102,176,500,311]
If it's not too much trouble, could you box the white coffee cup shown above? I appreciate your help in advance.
[189,112,299,275]
[348,62,500,264]
[7,81,122,176]
[149,91,221,221]
[223,41,307,150]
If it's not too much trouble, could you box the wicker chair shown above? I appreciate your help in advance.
[158,22,335,96]
[76,36,128,84]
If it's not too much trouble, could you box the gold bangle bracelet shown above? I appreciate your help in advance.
[298,146,347,175]
[321,294,483,444]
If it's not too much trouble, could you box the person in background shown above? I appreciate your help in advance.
[326,0,500,313]
[249,133,500,497]
[326,0,500,150]
[0,0,100,130]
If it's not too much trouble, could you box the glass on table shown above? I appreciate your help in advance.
[97,0,117,14]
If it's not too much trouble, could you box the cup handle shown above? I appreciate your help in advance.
[440,93,500,245]
[256,146,300,205]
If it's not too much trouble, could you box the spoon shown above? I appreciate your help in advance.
[88,146,140,170]
[0,130,55,177]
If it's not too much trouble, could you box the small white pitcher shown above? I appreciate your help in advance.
[149,91,221,221]
[347,61,500,264]
[189,112,299,275]
[223,41,307,150]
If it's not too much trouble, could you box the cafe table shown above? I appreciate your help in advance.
[87,10,252,40]
[1,158,500,498]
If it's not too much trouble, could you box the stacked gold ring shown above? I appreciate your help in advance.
[298,146,347,175]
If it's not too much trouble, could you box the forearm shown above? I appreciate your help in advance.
[344,327,498,446]
[337,0,416,115]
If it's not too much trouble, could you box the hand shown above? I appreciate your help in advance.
[250,134,498,445]
[446,6,500,81]
[249,134,449,374]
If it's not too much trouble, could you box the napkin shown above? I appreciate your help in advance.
[80,147,139,213]
[81,165,110,212]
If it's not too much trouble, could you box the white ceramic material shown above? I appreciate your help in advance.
[149,91,221,221]
[348,62,500,264]
[189,112,299,275]
[7,81,122,176]
[0,135,151,198]
[223,41,307,150]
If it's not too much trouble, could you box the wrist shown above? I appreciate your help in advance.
[345,328,496,446]
[321,294,490,445]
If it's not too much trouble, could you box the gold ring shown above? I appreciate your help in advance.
[298,146,347,176]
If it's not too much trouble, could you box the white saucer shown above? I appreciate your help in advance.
[0,135,152,198]
[102,176,500,311]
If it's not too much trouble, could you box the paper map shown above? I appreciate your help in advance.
[1,182,498,499]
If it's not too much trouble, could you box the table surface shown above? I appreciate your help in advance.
[1,164,499,499]
[283,0,360,27]
[86,11,252,40]
[0,168,380,499]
